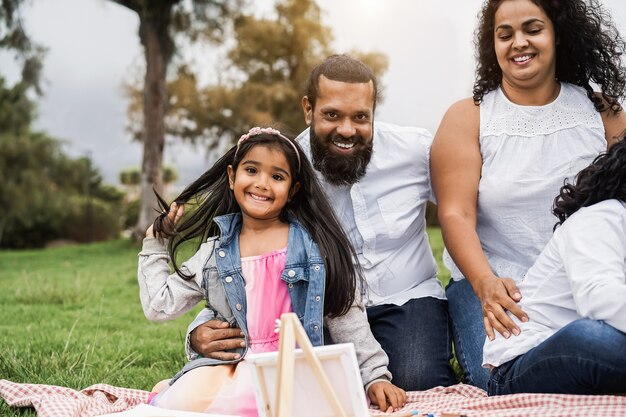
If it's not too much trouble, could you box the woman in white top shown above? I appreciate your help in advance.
[431,0,626,390]
[484,137,626,395]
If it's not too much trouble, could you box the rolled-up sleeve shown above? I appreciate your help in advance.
[325,295,391,387]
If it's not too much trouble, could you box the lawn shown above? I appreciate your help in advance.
[0,228,451,416]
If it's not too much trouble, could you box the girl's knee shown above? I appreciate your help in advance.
[151,379,171,394]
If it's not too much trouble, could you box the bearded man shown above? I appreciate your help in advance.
[186,55,456,391]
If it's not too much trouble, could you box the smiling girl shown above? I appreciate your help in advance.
[137,127,405,415]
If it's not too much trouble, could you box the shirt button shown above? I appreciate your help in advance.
[218,250,226,258]
[315,296,321,302]
[288,283,294,289]
[314,265,320,271]
[225,276,233,283]
[236,303,242,311]
[287,270,296,277]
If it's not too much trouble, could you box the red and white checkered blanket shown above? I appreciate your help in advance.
[2,379,626,417]
[370,384,626,417]
[0,379,149,417]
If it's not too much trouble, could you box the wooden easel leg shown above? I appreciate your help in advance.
[274,313,348,417]
[275,314,296,417]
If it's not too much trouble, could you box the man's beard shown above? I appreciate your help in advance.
[309,120,373,186]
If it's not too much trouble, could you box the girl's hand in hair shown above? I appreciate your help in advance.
[367,381,406,413]
[145,202,185,239]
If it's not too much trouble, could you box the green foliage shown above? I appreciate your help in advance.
[125,0,388,149]
[123,199,141,230]
[0,77,34,134]
[169,0,387,141]
[0,133,125,248]
[0,0,46,93]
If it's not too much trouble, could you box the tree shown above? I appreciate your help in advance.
[111,0,242,240]
[0,0,46,94]
[165,0,388,140]
[125,0,388,157]
[120,0,387,240]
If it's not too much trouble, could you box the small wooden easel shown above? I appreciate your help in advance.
[272,313,348,417]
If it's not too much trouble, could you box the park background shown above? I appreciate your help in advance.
[6,0,624,188]
[1,0,626,415]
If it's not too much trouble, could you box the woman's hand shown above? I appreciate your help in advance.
[476,275,528,340]
[367,381,406,413]
[145,202,185,238]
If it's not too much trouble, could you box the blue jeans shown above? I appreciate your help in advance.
[366,297,456,391]
[446,278,489,390]
[489,318,626,395]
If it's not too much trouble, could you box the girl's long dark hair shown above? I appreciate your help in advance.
[553,137,626,228]
[151,132,360,318]
[473,0,626,113]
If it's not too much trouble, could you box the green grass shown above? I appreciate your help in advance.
[0,229,453,416]
[0,239,204,416]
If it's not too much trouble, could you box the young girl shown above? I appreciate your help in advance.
[138,127,406,415]
[483,136,626,395]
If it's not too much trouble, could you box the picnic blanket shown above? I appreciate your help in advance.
[0,380,149,417]
[2,379,626,417]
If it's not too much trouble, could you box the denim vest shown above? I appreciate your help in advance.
[173,212,326,381]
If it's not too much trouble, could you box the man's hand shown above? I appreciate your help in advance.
[477,276,528,341]
[190,319,246,360]
[367,381,406,413]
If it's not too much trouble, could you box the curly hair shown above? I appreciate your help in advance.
[473,0,626,112]
[553,136,626,228]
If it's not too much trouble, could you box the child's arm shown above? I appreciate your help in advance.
[561,203,626,333]
[326,297,406,411]
[137,237,214,322]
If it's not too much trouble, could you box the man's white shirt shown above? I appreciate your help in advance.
[296,121,444,307]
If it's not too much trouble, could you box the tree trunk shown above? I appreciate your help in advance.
[0,217,6,247]
[132,3,175,240]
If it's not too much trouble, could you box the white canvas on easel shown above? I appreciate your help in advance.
[247,313,369,417]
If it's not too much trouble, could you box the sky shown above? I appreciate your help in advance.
[2,0,626,187]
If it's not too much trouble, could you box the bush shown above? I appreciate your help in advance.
[63,195,122,243]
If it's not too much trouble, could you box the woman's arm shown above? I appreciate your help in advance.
[431,98,527,339]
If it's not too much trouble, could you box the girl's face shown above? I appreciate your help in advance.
[227,145,298,222]
[494,0,556,89]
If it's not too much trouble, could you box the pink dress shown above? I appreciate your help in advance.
[153,248,293,416]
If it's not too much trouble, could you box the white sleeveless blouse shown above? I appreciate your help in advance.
[445,83,606,282]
